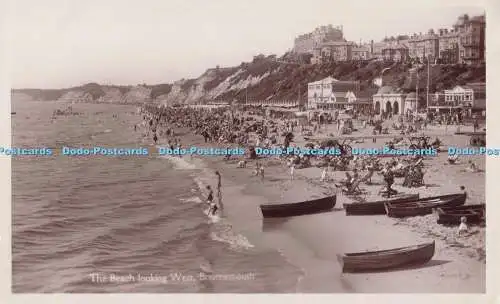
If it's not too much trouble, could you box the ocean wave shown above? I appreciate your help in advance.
[159,154,197,170]
[14,215,93,236]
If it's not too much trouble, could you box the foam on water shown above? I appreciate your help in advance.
[180,196,203,204]
[210,228,254,250]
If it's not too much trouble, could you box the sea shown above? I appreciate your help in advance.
[11,100,304,293]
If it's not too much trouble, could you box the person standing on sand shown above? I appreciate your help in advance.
[290,163,295,180]
[320,166,328,182]
[259,165,265,181]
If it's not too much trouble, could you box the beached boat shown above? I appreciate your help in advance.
[11,112,16,115]
[344,194,420,216]
[260,195,336,218]
[337,241,435,273]
[385,193,466,218]
[436,204,485,225]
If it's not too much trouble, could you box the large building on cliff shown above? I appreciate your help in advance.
[301,13,485,65]
[293,25,344,54]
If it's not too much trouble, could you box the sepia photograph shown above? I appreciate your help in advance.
[7,0,489,294]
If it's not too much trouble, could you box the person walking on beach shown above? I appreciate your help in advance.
[290,163,295,180]
[259,164,265,181]
[205,184,219,216]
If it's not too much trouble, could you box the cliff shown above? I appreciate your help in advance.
[11,55,485,105]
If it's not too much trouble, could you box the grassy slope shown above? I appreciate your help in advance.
[12,59,485,103]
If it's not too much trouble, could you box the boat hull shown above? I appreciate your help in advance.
[385,193,466,218]
[436,204,485,225]
[260,195,336,218]
[344,194,419,215]
[338,241,435,273]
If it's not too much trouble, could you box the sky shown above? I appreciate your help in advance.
[5,0,487,89]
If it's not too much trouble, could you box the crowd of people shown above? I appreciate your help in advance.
[136,103,482,214]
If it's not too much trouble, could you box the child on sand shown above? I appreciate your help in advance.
[253,163,260,176]
[466,160,479,172]
[458,216,468,236]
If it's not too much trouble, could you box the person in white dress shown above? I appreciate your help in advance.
[320,167,327,181]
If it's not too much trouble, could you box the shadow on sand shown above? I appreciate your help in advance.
[261,208,343,232]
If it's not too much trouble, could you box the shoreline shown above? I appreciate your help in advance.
[158,120,485,293]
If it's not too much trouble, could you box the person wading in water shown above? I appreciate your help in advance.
[215,171,223,214]
[206,185,218,216]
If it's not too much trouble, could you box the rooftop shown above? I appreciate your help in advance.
[375,86,403,95]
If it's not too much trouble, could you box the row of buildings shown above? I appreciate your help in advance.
[293,14,485,65]
[306,77,485,116]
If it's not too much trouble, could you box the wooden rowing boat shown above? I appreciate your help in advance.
[436,204,485,225]
[337,241,435,273]
[385,193,466,218]
[260,195,336,218]
[344,194,420,215]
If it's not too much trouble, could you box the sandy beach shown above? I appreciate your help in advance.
[166,113,486,293]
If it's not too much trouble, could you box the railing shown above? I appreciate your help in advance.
[244,100,300,107]
[197,100,301,107]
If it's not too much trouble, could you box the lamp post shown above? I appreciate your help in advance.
[426,54,430,115]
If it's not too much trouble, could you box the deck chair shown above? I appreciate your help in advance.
[360,170,375,184]
[342,178,362,195]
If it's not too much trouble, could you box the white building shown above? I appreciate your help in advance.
[443,86,474,106]
[307,77,360,110]
[429,84,485,115]
[372,86,406,115]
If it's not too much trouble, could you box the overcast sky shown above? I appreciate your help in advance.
[6,0,486,89]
